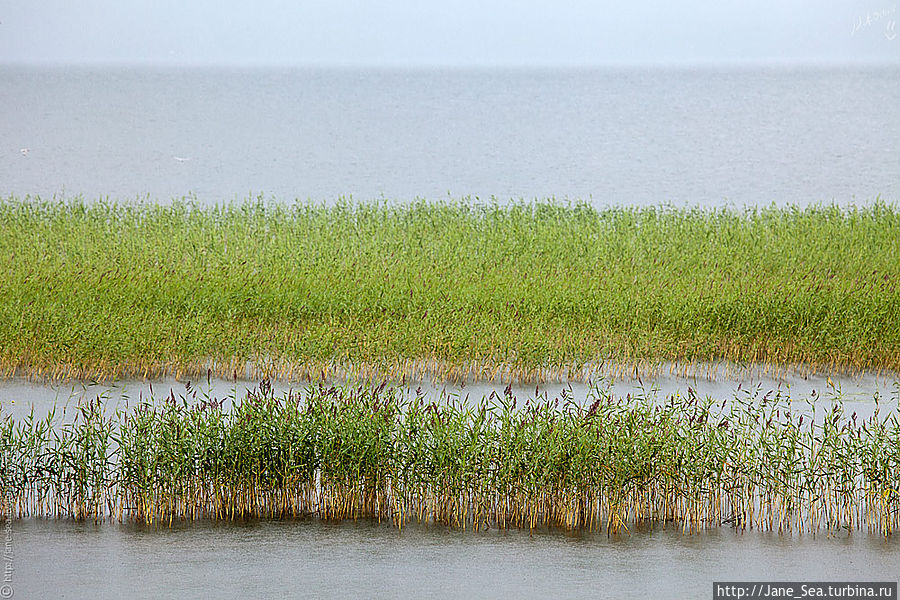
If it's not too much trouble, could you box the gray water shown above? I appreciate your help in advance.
[2,371,897,423]
[9,518,900,600]
[2,65,899,205]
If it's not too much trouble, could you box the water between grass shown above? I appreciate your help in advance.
[1,369,896,423]
[10,517,899,600]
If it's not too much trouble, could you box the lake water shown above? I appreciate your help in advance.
[10,518,900,600]
[2,65,899,206]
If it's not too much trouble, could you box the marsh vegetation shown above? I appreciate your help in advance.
[1,198,898,383]
[2,382,898,535]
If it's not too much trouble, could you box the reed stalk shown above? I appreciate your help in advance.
[2,382,898,535]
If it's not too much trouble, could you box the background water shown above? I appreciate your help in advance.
[2,65,899,206]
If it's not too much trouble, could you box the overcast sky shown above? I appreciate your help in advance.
[1,1,898,67]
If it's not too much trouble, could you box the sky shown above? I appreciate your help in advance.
[0,1,898,67]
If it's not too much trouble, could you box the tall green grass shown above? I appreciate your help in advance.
[2,383,899,534]
[1,197,899,382]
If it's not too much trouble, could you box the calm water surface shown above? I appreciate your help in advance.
[11,518,900,600]
[2,65,899,205]
[1,372,897,423]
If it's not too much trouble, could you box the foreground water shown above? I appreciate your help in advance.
[2,65,899,205]
[10,518,899,600]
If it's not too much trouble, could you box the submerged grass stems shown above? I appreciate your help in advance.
[2,383,899,535]
[1,197,899,383]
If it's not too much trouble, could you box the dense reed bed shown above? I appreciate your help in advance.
[1,197,899,383]
[2,382,899,535]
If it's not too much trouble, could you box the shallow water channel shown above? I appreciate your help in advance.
[3,371,899,598]
[1,369,897,422]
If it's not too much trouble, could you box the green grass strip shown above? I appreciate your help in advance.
[1,197,899,381]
